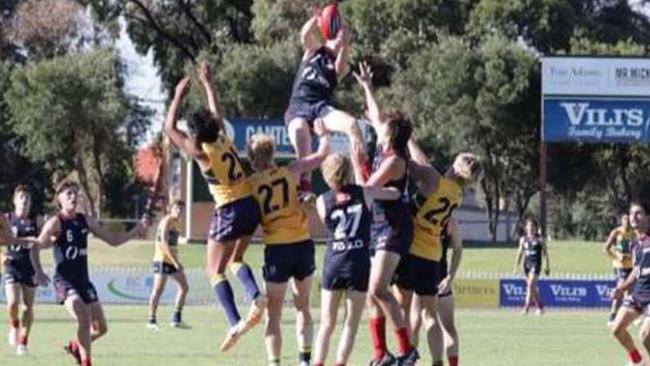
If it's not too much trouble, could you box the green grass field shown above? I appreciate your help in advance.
[0,240,631,365]
[0,306,630,366]
[30,239,614,275]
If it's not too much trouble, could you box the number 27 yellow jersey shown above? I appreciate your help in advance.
[248,167,310,245]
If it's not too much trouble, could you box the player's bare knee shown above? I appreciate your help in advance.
[77,315,91,329]
[369,286,389,302]
[95,322,108,337]
[8,302,19,314]
[293,296,310,313]
[22,306,34,319]
[446,325,458,339]
[612,322,626,338]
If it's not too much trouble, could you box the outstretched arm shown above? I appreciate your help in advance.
[408,160,440,195]
[197,61,225,128]
[164,77,205,160]
[335,29,351,80]
[408,138,431,167]
[288,120,331,179]
[86,215,149,247]
[301,14,320,58]
[353,62,382,129]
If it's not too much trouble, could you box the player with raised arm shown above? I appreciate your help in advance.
[147,200,190,330]
[605,214,635,326]
[31,180,149,366]
[286,5,367,198]
[246,121,330,366]
[400,139,478,366]
[611,202,650,366]
[514,218,550,315]
[164,62,267,352]
[312,152,400,366]
[430,219,463,366]
[352,62,417,366]
[4,185,40,355]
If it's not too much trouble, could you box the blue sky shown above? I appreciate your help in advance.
[115,18,166,145]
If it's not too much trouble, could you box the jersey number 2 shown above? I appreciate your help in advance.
[221,147,244,182]
[423,198,457,226]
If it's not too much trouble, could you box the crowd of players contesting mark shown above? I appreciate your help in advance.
[5,4,648,366]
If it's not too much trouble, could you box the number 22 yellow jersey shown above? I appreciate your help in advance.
[201,135,251,208]
[248,167,310,245]
[410,177,463,261]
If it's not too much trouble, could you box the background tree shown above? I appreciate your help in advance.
[5,49,150,216]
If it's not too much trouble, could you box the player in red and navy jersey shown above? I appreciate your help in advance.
[4,185,40,355]
[286,9,367,197]
[611,202,650,366]
[312,153,399,366]
[514,218,550,315]
[31,180,149,366]
[353,62,417,366]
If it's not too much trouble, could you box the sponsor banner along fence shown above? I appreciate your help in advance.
[0,268,616,308]
[451,278,500,308]
[499,278,616,308]
[542,56,650,143]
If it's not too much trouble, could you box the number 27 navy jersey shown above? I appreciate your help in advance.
[323,185,371,266]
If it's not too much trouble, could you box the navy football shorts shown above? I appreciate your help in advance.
[55,279,99,305]
[394,254,442,297]
[263,240,316,283]
[153,261,178,275]
[209,196,260,243]
[284,100,334,127]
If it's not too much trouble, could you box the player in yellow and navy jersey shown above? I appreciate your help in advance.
[247,120,330,366]
[605,214,635,325]
[164,61,266,352]
[398,138,478,366]
[147,200,189,330]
